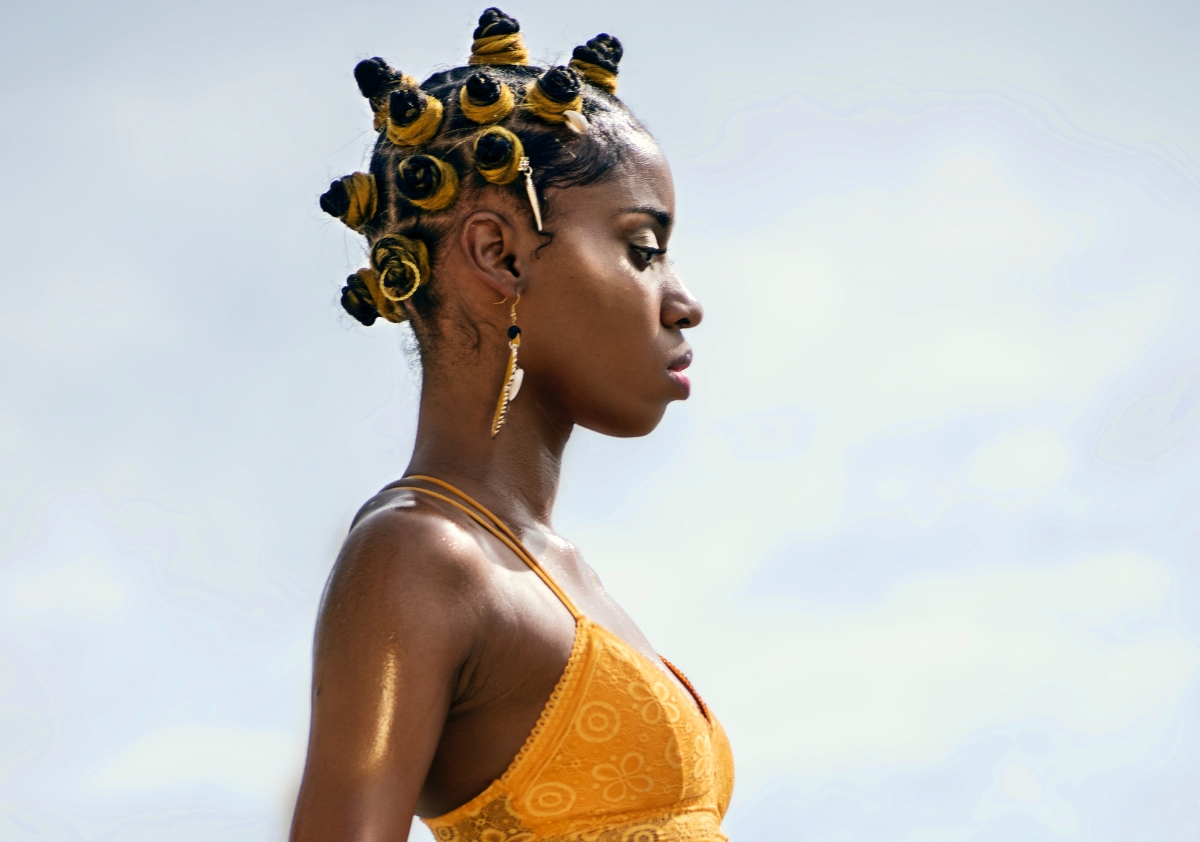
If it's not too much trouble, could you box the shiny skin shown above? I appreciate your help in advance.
[290,136,703,842]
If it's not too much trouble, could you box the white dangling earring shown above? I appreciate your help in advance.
[491,296,523,437]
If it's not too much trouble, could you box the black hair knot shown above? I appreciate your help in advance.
[475,131,515,169]
[572,34,623,73]
[341,273,380,326]
[354,57,401,98]
[319,179,351,218]
[474,7,520,39]
[388,88,428,128]
[537,66,582,104]
[371,235,430,303]
[396,155,460,210]
[397,156,440,200]
[465,71,502,106]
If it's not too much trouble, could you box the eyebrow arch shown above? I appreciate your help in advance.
[621,205,673,230]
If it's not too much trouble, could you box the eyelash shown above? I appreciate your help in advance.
[631,245,667,265]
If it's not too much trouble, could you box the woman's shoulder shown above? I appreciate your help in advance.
[316,487,496,652]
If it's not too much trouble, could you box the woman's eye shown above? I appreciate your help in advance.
[631,245,667,266]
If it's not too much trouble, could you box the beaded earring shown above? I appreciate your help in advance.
[491,296,524,437]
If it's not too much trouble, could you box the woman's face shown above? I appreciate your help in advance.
[519,134,703,437]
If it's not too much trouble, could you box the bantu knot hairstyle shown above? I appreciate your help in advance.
[569,34,623,94]
[355,57,415,130]
[325,8,644,330]
[371,234,431,303]
[341,268,407,326]
[319,172,377,231]
[473,126,524,184]
[470,7,528,65]
[397,154,460,211]
[387,88,444,146]
[524,66,583,124]
[460,71,515,124]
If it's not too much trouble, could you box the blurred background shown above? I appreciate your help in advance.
[2,1,1199,839]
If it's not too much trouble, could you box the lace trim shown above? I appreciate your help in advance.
[428,793,727,842]
[501,616,591,784]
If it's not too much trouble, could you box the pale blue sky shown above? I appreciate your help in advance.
[2,1,1199,840]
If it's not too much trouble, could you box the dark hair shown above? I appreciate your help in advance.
[319,10,643,359]
[321,11,641,356]
[365,65,640,338]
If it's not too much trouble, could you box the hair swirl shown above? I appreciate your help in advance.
[396,155,460,211]
[569,34,623,94]
[524,67,583,123]
[319,172,377,231]
[355,57,417,130]
[371,235,431,303]
[341,268,408,325]
[459,71,515,124]
[473,126,524,184]
[469,8,528,65]
[387,88,444,146]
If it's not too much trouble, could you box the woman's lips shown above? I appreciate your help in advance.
[667,351,692,396]
[668,369,691,395]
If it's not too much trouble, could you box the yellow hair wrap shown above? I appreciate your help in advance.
[459,81,515,124]
[469,32,529,65]
[370,73,418,131]
[371,234,430,304]
[473,127,524,185]
[568,58,618,94]
[386,94,444,146]
[349,268,407,323]
[523,82,583,124]
[398,155,460,212]
[339,172,378,231]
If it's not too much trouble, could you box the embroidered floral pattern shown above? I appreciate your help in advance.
[575,701,622,743]
[424,620,734,842]
[431,794,536,842]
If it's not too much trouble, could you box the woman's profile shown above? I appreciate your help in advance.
[290,9,734,840]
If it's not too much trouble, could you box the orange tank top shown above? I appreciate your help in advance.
[399,476,735,842]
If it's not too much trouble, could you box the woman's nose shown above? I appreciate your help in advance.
[663,283,703,330]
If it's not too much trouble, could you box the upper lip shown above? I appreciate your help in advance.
[667,349,692,372]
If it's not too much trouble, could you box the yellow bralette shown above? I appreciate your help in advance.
[398,476,735,842]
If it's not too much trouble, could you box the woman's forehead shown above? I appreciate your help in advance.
[611,143,674,213]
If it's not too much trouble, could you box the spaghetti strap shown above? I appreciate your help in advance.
[395,475,583,621]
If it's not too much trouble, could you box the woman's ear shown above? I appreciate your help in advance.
[459,209,526,299]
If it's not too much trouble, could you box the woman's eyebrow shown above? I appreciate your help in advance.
[620,205,672,230]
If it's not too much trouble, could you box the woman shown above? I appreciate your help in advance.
[291,9,733,841]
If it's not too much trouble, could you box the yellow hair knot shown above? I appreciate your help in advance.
[386,93,444,147]
[371,235,431,304]
[459,81,515,124]
[370,73,417,131]
[568,59,618,94]
[469,32,529,65]
[397,155,460,212]
[319,172,378,231]
[340,172,378,231]
[343,268,407,324]
[523,82,583,125]
[473,127,524,185]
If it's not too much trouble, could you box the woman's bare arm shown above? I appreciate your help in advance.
[290,504,483,842]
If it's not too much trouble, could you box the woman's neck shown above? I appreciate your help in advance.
[405,372,571,532]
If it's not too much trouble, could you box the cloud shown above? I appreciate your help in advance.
[966,427,1072,493]
[86,724,303,802]
[7,557,128,618]
[725,553,1196,782]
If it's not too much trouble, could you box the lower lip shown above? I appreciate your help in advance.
[668,370,691,396]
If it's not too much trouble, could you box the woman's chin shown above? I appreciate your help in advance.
[577,401,670,439]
